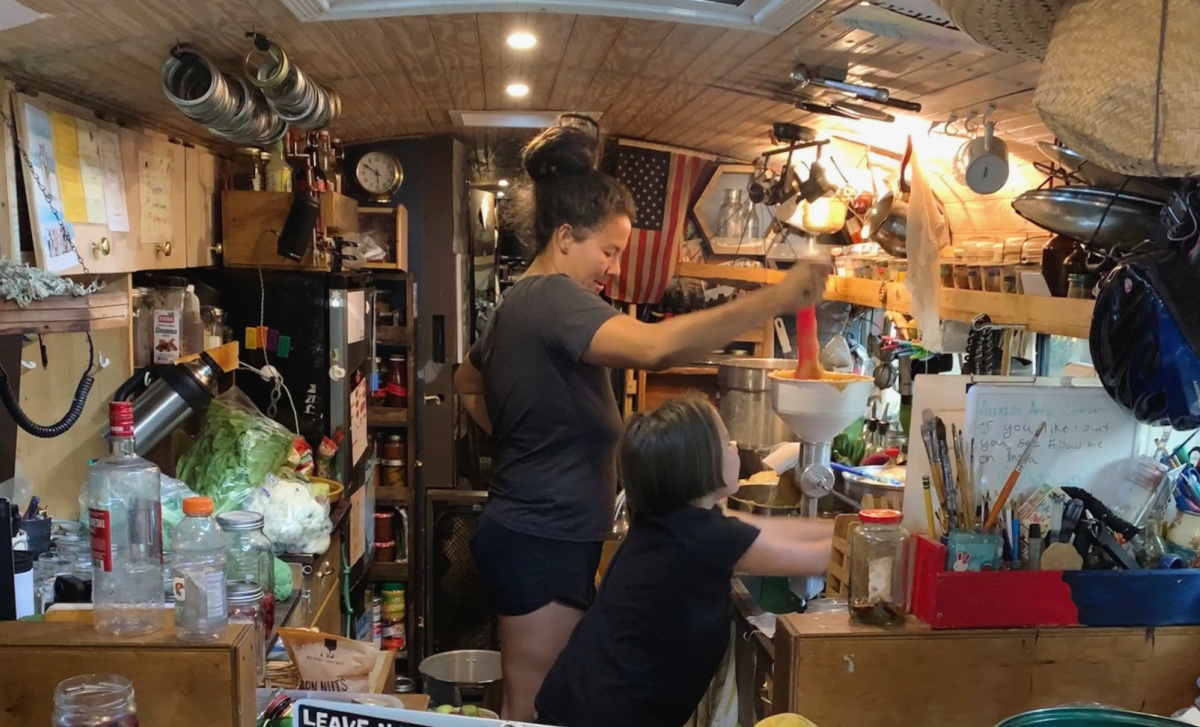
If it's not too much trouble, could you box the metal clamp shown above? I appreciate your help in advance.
[155,241,172,257]
[91,237,110,257]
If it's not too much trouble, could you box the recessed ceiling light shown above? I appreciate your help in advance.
[506,83,530,98]
[507,32,537,49]
[496,191,506,198]
[498,179,510,187]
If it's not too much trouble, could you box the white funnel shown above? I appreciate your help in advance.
[770,371,874,444]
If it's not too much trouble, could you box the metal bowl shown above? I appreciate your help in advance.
[728,482,805,517]
[837,465,905,512]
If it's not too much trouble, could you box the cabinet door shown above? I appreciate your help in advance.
[128,131,187,270]
[185,146,216,268]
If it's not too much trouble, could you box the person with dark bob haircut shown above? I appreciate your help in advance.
[455,115,830,721]
[535,397,833,727]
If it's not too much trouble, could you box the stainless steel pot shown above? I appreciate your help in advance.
[836,465,906,512]
[419,650,502,711]
[727,482,805,517]
[717,358,797,453]
[862,191,909,258]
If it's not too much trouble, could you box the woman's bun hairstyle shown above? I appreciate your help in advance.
[522,125,598,183]
[511,117,635,259]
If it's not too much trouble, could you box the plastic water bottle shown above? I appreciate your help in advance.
[171,496,228,641]
[89,401,164,636]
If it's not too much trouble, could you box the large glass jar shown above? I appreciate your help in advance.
[216,511,276,632]
[53,674,139,727]
[131,288,153,370]
[848,509,909,626]
[227,581,266,687]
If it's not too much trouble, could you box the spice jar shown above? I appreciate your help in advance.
[232,147,265,191]
[53,674,140,727]
[386,354,408,408]
[848,509,909,626]
[226,581,266,686]
[216,511,276,633]
[381,583,407,652]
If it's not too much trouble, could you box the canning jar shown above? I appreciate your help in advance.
[227,581,266,686]
[386,354,408,408]
[216,511,276,632]
[848,509,909,626]
[53,674,140,727]
[131,288,153,369]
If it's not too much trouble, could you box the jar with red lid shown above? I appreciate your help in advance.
[386,354,408,408]
[53,674,140,727]
[848,508,909,626]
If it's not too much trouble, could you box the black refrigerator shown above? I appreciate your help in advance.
[197,269,376,590]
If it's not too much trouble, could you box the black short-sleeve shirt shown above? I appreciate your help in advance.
[469,274,622,541]
[535,506,762,727]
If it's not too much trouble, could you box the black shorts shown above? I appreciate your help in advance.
[471,511,603,617]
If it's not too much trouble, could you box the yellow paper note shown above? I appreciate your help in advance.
[74,119,109,225]
[49,112,88,223]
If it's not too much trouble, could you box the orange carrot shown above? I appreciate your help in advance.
[794,306,822,380]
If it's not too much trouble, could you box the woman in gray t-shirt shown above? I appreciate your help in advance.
[454,117,828,722]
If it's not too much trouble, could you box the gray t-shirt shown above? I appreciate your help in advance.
[469,274,622,541]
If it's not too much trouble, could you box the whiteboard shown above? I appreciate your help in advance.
[964,382,1148,500]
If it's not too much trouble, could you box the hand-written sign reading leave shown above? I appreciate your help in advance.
[964,384,1143,497]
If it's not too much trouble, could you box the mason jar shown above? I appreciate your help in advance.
[216,511,275,632]
[52,674,139,727]
[848,509,909,626]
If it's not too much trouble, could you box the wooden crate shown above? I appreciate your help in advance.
[0,291,128,335]
[0,621,257,727]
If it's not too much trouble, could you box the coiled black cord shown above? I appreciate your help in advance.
[0,332,95,438]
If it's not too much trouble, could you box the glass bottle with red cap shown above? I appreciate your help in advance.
[88,401,164,636]
[848,508,909,626]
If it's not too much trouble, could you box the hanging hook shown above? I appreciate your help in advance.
[944,112,961,137]
[963,110,981,137]
[97,351,111,370]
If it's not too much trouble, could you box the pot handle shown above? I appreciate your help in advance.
[112,365,168,402]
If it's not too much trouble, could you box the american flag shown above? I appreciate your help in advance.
[606,142,710,304]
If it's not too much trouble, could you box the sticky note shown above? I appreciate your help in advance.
[277,335,291,358]
[256,326,268,349]
[267,329,279,352]
[245,328,258,350]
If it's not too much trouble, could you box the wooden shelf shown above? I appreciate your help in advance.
[821,277,1094,339]
[0,291,129,335]
[678,262,785,286]
[367,561,409,581]
[368,406,409,428]
[376,485,412,505]
[377,325,409,346]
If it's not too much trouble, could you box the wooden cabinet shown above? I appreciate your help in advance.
[281,527,344,634]
[185,146,217,268]
[0,621,258,727]
[221,190,358,271]
[771,611,1200,726]
[9,89,215,274]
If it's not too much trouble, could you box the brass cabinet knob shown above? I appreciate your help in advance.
[91,237,111,258]
[155,241,172,257]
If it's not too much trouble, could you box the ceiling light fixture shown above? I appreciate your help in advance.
[498,179,510,187]
[507,32,537,49]
[506,83,530,98]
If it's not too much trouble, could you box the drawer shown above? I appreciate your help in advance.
[281,529,343,633]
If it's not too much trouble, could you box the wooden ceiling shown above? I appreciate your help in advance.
[0,0,1051,161]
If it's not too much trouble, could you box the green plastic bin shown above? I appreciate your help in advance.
[997,708,1184,726]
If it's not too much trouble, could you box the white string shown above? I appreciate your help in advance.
[239,361,300,434]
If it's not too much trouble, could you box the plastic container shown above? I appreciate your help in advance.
[227,581,266,686]
[52,674,139,727]
[216,510,275,632]
[848,508,909,626]
[89,402,164,637]
[996,707,1185,726]
[171,496,228,642]
[150,278,187,364]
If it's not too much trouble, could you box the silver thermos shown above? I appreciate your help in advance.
[104,353,222,454]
